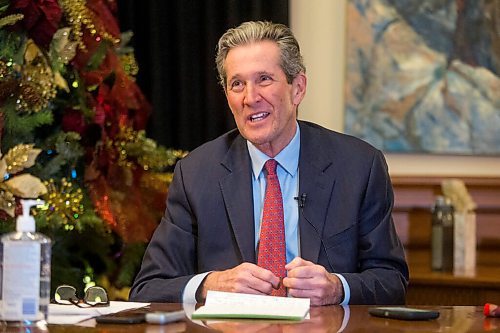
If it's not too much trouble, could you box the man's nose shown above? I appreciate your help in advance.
[243,83,261,105]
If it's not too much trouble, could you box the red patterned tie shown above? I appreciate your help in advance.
[257,159,287,296]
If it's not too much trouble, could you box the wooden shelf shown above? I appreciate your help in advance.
[406,249,500,305]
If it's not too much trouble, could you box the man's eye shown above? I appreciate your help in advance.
[259,75,273,84]
[230,81,244,91]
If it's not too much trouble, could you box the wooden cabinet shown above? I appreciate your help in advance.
[406,249,500,305]
[392,176,500,305]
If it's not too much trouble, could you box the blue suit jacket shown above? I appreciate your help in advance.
[129,121,409,304]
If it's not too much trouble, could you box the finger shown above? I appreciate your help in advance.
[285,257,314,270]
[249,275,280,294]
[247,265,281,289]
[287,286,311,297]
[238,284,275,296]
[287,264,323,279]
[287,287,322,303]
[224,270,275,295]
[236,264,279,293]
[284,276,311,291]
[284,265,328,290]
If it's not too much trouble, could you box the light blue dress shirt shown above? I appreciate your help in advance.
[183,123,350,304]
[247,126,300,264]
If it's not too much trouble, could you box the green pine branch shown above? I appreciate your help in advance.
[0,30,27,64]
[2,103,54,151]
[32,132,84,180]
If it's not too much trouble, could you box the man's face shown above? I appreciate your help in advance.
[224,40,306,157]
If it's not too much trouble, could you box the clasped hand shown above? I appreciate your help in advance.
[200,257,343,306]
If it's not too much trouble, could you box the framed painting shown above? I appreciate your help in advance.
[344,0,500,155]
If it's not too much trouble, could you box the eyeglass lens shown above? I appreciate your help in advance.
[54,285,78,304]
[85,286,109,305]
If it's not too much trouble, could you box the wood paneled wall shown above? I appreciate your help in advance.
[392,176,500,250]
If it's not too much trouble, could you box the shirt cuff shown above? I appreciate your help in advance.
[182,271,211,304]
[334,273,351,305]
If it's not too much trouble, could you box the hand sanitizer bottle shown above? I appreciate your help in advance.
[1,199,51,326]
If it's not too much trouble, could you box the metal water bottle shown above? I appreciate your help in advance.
[431,196,454,271]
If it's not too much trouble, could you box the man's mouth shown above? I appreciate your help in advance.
[249,112,270,122]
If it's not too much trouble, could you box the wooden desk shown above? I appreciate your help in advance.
[407,249,500,305]
[36,304,497,333]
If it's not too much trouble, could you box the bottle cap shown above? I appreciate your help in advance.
[16,199,45,232]
[435,195,445,206]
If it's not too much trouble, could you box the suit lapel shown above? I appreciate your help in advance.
[298,122,336,263]
[219,136,256,263]
[217,123,338,265]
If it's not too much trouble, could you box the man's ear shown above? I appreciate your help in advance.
[292,73,307,105]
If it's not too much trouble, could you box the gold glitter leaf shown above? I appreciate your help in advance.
[54,71,70,92]
[50,28,78,65]
[0,14,24,28]
[4,174,48,198]
[25,40,42,64]
[4,144,41,174]
[0,187,16,217]
[0,159,6,179]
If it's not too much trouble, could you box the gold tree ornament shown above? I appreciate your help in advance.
[43,178,84,225]
[110,126,187,171]
[17,62,57,113]
[3,144,41,175]
[59,0,120,51]
[0,144,47,216]
[120,54,139,78]
[15,41,57,113]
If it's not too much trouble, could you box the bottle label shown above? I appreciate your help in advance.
[2,241,41,321]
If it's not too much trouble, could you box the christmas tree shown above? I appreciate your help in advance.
[0,0,184,299]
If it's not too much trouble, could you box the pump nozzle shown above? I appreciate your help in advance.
[17,199,45,232]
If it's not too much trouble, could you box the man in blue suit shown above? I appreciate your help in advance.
[130,21,408,305]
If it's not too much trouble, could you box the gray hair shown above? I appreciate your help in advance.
[215,21,306,88]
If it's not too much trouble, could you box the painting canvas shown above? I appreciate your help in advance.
[344,0,500,155]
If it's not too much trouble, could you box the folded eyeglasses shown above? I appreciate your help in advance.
[54,285,109,308]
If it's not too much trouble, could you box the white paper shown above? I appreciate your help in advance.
[192,291,310,320]
[48,300,150,325]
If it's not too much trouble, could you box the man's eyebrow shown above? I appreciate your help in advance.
[227,74,241,83]
[227,71,275,83]
[256,71,274,77]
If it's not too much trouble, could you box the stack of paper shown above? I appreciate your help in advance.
[192,291,310,321]
[48,301,150,325]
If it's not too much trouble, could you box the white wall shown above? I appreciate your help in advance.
[290,0,500,177]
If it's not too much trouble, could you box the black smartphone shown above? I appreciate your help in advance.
[368,307,440,321]
[95,312,146,324]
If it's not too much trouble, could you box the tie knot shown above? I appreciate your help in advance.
[264,159,278,176]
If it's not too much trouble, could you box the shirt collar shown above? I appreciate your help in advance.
[247,123,300,179]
